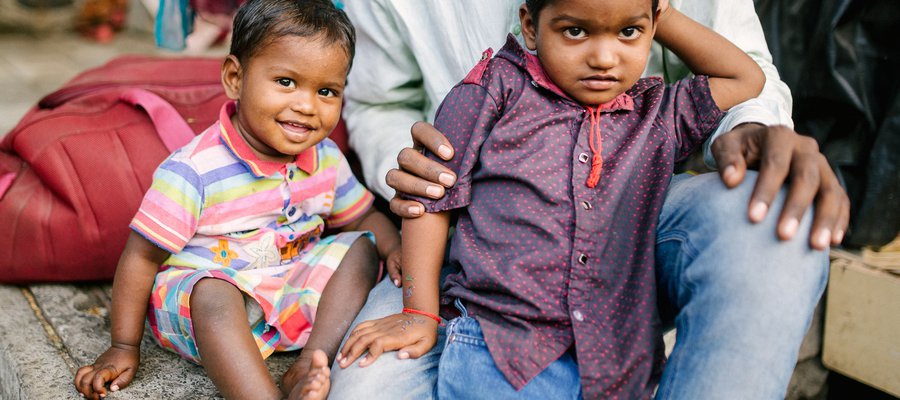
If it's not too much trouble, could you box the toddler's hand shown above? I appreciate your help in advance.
[337,312,438,369]
[74,344,140,399]
[384,247,403,287]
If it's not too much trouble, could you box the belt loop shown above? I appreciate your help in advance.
[453,298,469,318]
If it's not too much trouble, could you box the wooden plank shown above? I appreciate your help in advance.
[822,258,900,397]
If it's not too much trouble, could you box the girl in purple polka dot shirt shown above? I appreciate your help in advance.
[339,0,765,397]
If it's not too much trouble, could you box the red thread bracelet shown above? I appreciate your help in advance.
[402,307,442,324]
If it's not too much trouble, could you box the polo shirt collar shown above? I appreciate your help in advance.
[496,34,635,113]
[218,101,317,178]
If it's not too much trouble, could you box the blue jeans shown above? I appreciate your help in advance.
[329,172,828,399]
[436,299,583,399]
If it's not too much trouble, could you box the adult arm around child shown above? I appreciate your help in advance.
[391,109,848,251]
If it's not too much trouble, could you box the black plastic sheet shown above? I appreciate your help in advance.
[755,0,900,247]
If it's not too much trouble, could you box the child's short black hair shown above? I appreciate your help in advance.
[230,0,355,71]
[525,0,661,24]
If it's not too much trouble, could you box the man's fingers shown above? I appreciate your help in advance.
[714,123,851,249]
[711,126,754,188]
[748,127,795,223]
[395,148,456,189]
[776,149,822,240]
[386,166,447,201]
[389,196,425,219]
[804,159,850,248]
[410,121,454,160]
[833,189,851,245]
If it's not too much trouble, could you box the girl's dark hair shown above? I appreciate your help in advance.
[229,0,355,70]
[525,0,661,24]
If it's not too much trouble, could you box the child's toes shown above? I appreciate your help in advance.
[309,349,329,370]
[299,350,331,400]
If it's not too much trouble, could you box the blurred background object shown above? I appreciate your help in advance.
[755,0,900,248]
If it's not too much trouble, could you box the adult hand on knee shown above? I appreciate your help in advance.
[711,123,850,250]
[387,122,456,219]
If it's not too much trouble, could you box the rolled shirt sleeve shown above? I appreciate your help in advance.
[130,154,203,253]
[407,83,501,213]
[646,0,794,168]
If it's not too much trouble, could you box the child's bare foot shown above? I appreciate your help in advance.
[282,349,331,400]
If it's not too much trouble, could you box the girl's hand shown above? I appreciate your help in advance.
[384,247,403,287]
[337,312,438,369]
[74,344,140,399]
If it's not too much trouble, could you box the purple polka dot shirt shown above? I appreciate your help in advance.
[419,36,725,399]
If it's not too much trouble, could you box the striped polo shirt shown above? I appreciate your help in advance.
[131,101,374,270]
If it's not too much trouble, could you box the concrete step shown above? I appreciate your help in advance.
[0,283,296,399]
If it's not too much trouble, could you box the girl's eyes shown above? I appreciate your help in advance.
[318,88,337,97]
[620,26,642,39]
[276,78,296,88]
[563,27,586,39]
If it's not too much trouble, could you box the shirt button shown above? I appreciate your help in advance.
[581,200,592,210]
[573,310,585,322]
[578,254,588,264]
[288,207,297,217]
[531,80,539,88]
[288,170,294,179]
[578,153,589,163]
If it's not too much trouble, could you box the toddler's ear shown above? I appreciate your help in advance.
[221,55,243,100]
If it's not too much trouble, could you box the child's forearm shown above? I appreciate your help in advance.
[353,210,401,260]
[400,212,450,315]
[108,232,169,349]
[654,8,765,110]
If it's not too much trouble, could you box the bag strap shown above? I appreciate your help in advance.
[0,172,14,200]
[119,88,197,152]
[0,88,197,200]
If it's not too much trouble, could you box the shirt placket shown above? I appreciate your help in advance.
[279,165,301,246]
[569,110,603,347]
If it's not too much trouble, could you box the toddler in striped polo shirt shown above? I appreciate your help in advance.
[74,0,400,399]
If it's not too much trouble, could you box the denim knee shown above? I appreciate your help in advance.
[657,172,828,322]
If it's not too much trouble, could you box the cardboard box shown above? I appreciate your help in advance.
[822,255,900,397]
